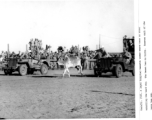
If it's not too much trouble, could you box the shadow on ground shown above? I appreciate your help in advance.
[0,71,132,78]
[30,74,117,78]
[90,90,135,96]
[0,73,21,76]
[0,118,6,119]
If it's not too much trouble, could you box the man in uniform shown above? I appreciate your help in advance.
[123,48,132,64]
[100,46,111,58]
[94,46,106,59]
[83,53,89,70]
[128,39,134,52]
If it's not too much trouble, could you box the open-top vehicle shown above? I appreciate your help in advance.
[2,57,50,76]
[94,36,134,78]
[94,55,134,77]
[2,39,53,76]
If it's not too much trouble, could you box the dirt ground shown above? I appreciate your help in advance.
[0,69,135,119]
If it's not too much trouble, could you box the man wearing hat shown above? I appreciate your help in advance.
[95,49,102,59]
[128,39,134,52]
[101,46,108,57]
[96,46,110,58]
[83,53,89,70]
[123,48,132,64]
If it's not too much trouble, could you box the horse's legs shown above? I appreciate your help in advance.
[62,68,70,78]
[62,68,67,78]
[66,68,70,77]
[79,65,83,75]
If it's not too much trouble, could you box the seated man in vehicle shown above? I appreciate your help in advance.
[94,46,110,59]
[100,46,111,58]
[94,49,102,59]
[123,48,132,64]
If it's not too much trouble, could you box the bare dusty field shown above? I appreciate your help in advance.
[0,69,135,119]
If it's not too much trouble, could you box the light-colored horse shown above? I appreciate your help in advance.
[57,54,83,77]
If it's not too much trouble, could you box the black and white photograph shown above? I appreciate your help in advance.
[0,0,141,119]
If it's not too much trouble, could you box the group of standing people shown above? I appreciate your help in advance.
[29,38,43,60]
[0,36,134,69]
[0,44,110,70]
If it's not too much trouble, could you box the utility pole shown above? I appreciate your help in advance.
[7,44,9,58]
[26,44,28,53]
[99,34,101,49]
[96,45,98,50]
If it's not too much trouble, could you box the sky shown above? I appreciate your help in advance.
[0,0,134,53]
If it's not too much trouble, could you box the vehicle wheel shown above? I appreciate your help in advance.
[4,69,8,75]
[40,64,48,75]
[8,70,12,75]
[30,70,34,74]
[19,64,27,76]
[28,69,34,74]
[98,70,102,77]
[94,69,97,77]
[115,64,123,78]
[112,67,116,76]
[131,67,135,76]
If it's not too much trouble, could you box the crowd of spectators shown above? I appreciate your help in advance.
[0,49,97,70]
[0,39,99,70]
[0,36,134,70]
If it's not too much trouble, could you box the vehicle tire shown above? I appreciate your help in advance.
[131,67,135,76]
[94,69,97,77]
[28,69,34,74]
[30,70,34,74]
[19,64,27,76]
[112,67,116,76]
[40,64,48,75]
[98,70,102,77]
[115,64,123,78]
[4,69,8,75]
[8,70,12,75]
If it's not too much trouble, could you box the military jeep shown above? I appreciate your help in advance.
[94,36,135,78]
[94,54,134,78]
[2,58,50,76]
